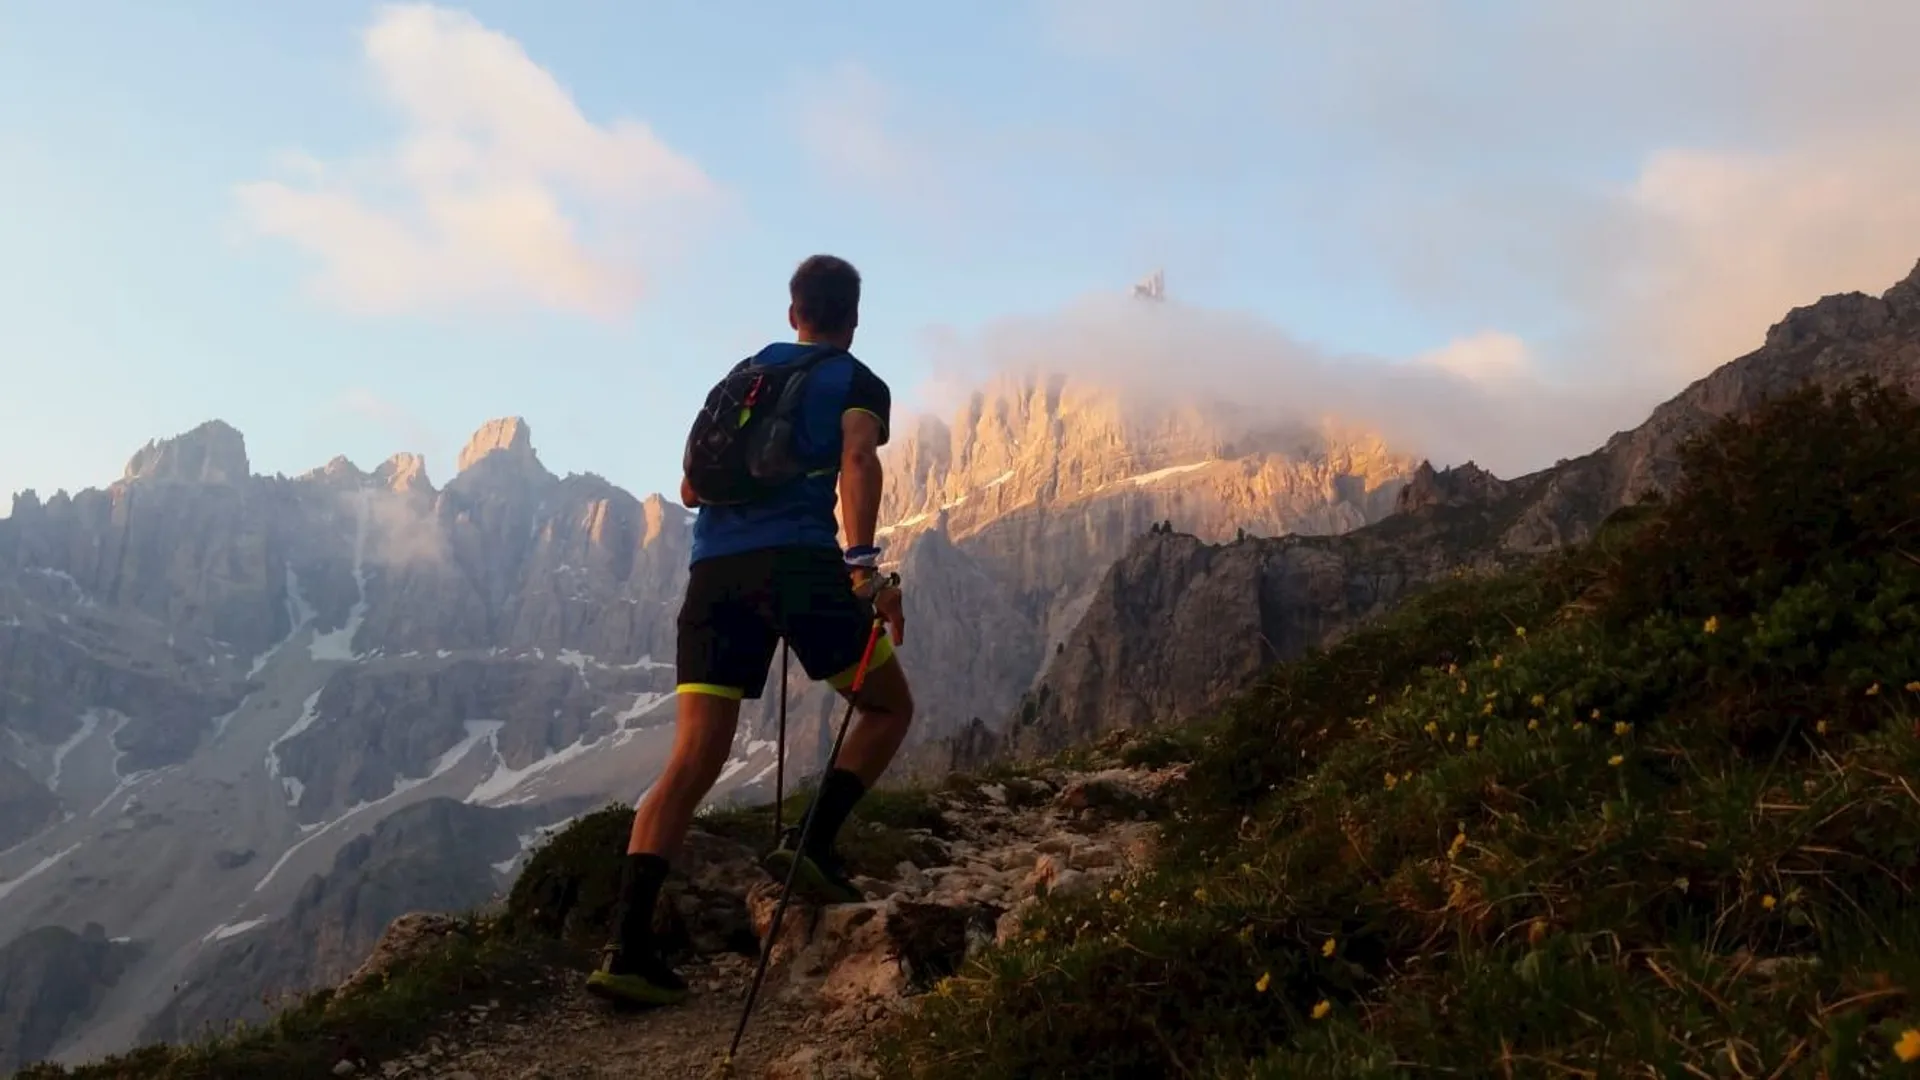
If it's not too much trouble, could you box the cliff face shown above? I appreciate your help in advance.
[0,418,709,1065]
[0,924,141,1075]
[982,259,1920,764]
[732,376,1416,782]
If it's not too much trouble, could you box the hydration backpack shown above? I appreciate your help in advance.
[681,346,845,506]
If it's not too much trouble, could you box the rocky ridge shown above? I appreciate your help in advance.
[0,418,711,1065]
[970,258,1920,765]
[739,372,1416,780]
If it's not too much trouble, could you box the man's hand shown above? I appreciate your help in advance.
[854,570,905,647]
[679,475,700,509]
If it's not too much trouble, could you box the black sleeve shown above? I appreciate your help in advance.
[844,360,892,447]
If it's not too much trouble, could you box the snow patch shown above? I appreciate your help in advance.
[46,709,103,793]
[0,842,82,902]
[310,490,370,662]
[1110,460,1215,489]
[249,566,317,678]
[265,691,324,804]
[253,720,503,894]
[202,916,271,943]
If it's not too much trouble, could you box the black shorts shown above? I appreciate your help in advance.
[674,546,895,700]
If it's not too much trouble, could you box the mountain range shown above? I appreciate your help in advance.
[0,343,1412,1068]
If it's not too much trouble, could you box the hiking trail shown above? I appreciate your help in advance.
[330,760,1186,1080]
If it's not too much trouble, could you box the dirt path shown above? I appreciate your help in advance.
[343,762,1187,1080]
[422,955,836,1080]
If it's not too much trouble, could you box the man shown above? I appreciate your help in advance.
[587,254,914,1008]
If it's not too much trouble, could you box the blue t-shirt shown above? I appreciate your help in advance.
[689,341,892,565]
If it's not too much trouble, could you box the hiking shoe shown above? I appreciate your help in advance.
[584,942,689,1008]
[761,829,864,905]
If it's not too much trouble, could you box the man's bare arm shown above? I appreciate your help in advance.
[839,410,884,550]
[679,475,700,509]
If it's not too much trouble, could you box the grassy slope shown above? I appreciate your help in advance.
[874,380,1920,1078]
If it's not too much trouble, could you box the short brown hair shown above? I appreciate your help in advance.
[789,254,861,336]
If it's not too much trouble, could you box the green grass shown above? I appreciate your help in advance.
[873,379,1920,1078]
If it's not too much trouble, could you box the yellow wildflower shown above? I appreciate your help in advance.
[1311,999,1331,1020]
[1458,679,1469,695]
[1194,887,1209,903]
[1448,831,1468,859]
[1529,693,1546,708]
[1608,754,1624,767]
[1384,771,1399,790]
[1109,889,1124,902]
[1703,616,1719,634]
[1867,682,1881,696]
[1481,702,1494,716]
[1591,708,1602,720]
[1815,719,1829,735]
[1322,937,1337,957]
[1447,663,1458,675]
[1895,1028,1920,1062]
[1255,971,1272,993]
[1515,626,1527,638]
[1424,721,1439,736]
[1613,721,1632,736]
[1447,731,1457,744]
[1365,693,1376,705]
[1907,681,1920,693]
[1527,718,1539,731]
[1492,655,1504,669]
[1466,734,1480,749]
[1761,894,1777,910]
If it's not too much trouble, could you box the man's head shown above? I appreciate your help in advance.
[788,254,861,347]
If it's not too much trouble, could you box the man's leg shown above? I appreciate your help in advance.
[628,689,743,859]
[589,555,777,1006]
[763,550,915,902]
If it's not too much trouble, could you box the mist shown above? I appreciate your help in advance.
[907,291,1669,480]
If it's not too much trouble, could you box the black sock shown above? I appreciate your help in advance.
[803,768,866,857]
[610,852,669,958]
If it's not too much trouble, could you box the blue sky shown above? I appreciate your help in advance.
[4,1,1919,506]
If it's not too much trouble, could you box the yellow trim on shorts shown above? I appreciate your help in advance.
[827,631,895,691]
[677,682,744,700]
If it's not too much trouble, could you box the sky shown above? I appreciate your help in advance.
[4,0,1920,508]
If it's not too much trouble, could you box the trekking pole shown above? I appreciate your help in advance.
[717,574,898,1076]
[773,641,788,849]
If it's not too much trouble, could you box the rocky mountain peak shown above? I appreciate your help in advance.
[456,417,539,475]
[298,455,367,489]
[122,420,250,485]
[374,453,433,496]
[1394,460,1510,514]
[1762,257,1920,352]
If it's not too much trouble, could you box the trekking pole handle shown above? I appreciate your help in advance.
[851,570,900,602]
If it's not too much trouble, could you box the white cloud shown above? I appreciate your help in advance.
[906,291,1641,479]
[1023,0,1920,399]
[1413,332,1533,384]
[235,3,718,319]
